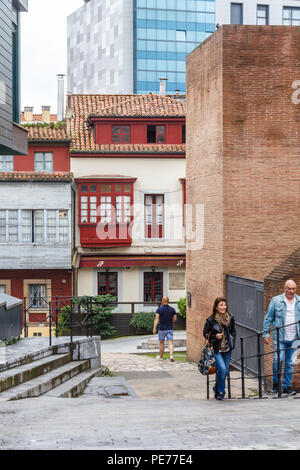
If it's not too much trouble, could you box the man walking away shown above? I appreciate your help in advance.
[153,297,177,362]
[263,280,300,396]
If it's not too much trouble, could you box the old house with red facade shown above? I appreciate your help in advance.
[0,121,73,337]
[68,93,186,325]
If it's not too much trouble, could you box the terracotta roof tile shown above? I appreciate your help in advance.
[67,94,186,154]
[22,122,70,142]
[0,172,73,182]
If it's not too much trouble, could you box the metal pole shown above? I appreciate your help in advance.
[206,374,210,400]
[240,337,245,399]
[276,327,281,398]
[55,296,59,338]
[70,298,73,344]
[227,369,231,399]
[23,297,27,338]
[49,301,52,347]
[257,332,262,399]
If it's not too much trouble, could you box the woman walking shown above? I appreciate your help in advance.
[203,297,236,401]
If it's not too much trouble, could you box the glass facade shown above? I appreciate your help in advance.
[134,0,215,94]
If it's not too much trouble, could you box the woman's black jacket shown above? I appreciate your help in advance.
[203,314,236,353]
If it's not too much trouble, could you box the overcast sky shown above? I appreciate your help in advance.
[20,0,84,114]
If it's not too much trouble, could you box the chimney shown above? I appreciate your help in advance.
[24,106,33,122]
[57,74,66,121]
[41,106,51,122]
[159,77,168,95]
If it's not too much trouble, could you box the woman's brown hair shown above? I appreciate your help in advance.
[212,297,228,316]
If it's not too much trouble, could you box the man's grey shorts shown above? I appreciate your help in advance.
[158,330,173,341]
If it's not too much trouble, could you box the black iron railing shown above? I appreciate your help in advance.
[23,297,180,346]
[206,320,300,400]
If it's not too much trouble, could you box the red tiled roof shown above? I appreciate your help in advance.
[0,172,73,182]
[71,144,185,154]
[22,123,70,142]
[88,94,185,118]
[68,94,186,154]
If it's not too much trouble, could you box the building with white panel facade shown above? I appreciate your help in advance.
[67,0,134,94]
[216,0,300,26]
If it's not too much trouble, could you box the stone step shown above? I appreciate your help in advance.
[80,376,139,399]
[43,368,102,398]
[137,339,186,350]
[0,354,71,393]
[0,360,90,401]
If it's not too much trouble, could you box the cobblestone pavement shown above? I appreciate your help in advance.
[101,353,257,400]
[102,352,196,371]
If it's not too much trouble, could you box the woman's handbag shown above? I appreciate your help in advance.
[198,337,216,375]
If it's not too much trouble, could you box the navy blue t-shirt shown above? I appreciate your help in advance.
[156,304,176,331]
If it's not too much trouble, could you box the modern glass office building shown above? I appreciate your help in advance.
[68,0,215,95]
[134,0,215,94]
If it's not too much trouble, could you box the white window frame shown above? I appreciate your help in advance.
[34,152,53,172]
[0,155,14,172]
[0,209,70,244]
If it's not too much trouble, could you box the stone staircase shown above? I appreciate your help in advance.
[0,338,102,401]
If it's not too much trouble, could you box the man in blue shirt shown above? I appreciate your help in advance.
[263,279,300,396]
[153,296,177,362]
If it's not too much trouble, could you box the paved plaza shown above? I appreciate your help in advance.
[0,334,300,450]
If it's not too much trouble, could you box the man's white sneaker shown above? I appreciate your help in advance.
[156,356,163,360]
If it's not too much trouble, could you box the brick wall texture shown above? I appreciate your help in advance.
[186,26,300,366]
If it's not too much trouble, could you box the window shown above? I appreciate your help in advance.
[147,125,166,143]
[34,152,53,172]
[257,5,269,25]
[283,7,300,25]
[112,126,130,143]
[144,272,163,302]
[0,280,10,295]
[0,210,18,242]
[0,156,14,172]
[28,284,47,309]
[33,332,42,337]
[231,3,243,24]
[0,209,69,243]
[145,194,164,238]
[176,30,186,41]
[182,124,186,144]
[98,272,118,300]
[79,182,133,225]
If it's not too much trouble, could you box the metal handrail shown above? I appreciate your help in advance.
[206,320,300,400]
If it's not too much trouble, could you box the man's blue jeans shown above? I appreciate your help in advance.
[213,350,232,395]
[272,339,299,389]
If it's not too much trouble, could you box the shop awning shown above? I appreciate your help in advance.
[79,255,185,268]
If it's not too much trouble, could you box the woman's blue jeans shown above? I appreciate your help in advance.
[214,350,232,395]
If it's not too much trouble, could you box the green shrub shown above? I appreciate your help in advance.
[177,297,186,319]
[129,311,156,333]
[56,294,117,338]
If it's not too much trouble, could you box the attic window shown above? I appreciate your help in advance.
[147,125,165,143]
[112,125,130,143]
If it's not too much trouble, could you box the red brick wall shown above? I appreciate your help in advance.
[186,31,224,362]
[186,26,300,362]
